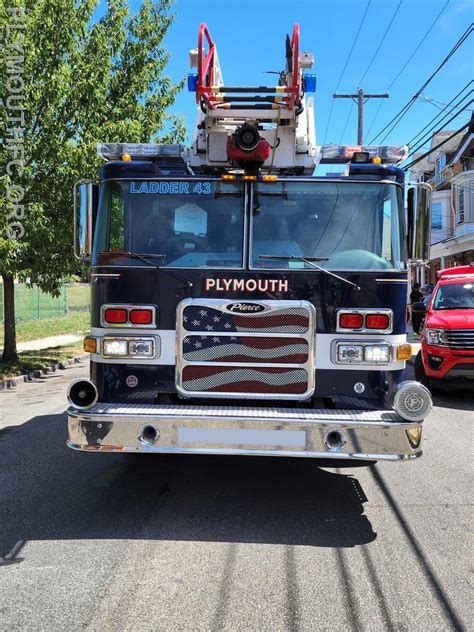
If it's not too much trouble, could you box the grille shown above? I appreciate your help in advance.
[183,335,309,364]
[444,329,474,350]
[181,366,309,394]
[182,305,310,333]
[177,299,315,399]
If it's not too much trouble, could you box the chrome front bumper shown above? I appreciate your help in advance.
[67,403,423,461]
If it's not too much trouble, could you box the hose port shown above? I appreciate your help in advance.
[138,424,159,445]
[324,429,346,451]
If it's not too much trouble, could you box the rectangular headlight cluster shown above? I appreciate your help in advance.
[102,337,156,359]
[336,343,391,364]
[424,329,447,346]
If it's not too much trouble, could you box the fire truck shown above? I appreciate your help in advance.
[68,24,433,461]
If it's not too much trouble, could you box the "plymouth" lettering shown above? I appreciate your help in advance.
[204,278,288,293]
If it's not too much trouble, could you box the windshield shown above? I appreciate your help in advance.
[94,179,244,268]
[433,282,474,310]
[251,181,405,270]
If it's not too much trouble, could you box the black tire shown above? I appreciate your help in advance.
[414,351,430,388]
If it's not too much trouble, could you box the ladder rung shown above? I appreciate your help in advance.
[216,96,285,103]
[210,86,289,94]
[214,103,282,110]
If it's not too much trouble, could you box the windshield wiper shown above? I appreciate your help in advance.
[99,251,193,288]
[258,255,361,291]
[437,306,472,310]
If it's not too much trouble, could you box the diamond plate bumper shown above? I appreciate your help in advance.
[67,403,423,461]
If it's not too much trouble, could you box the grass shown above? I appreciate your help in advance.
[0,342,85,379]
[0,311,90,345]
[66,284,90,311]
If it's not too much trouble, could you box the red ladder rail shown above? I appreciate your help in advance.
[196,23,302,111]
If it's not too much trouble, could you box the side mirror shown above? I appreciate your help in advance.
[412,301,427,314]
[407,183,432,261]
[73,180,98,261]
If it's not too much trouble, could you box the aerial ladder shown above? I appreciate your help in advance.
[187,23,318,174]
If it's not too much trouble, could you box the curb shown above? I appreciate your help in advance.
[0,354,89,390]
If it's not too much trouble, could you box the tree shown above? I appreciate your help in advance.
[0,0,184,362]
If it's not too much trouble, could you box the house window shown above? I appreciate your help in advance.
[431,202,442,230]
[457,186,465,223]
[435,154,446,185]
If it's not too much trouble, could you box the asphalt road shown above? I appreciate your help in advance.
[0,360,472,631]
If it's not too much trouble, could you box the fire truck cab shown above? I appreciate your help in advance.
[68,24,433,461]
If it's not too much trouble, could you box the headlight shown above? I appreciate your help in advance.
[424,329,446,345]
[364,344,390,363]
[102,337,156,359]
[103,338,128,357]
[337,344,363,363]
[129,339,154,358]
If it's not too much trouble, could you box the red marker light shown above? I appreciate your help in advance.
[339,313,363,329]
[104,308,128,324]
[366,314,390,330]
[130,309,153,325]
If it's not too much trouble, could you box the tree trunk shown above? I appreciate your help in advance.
[2,274,18,363]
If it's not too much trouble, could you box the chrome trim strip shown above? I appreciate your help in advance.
[375,278,408,283]
[91,273,121,278]
[175,298,316,400]
[336,308,393,334]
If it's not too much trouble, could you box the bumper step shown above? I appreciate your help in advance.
[68,403,422,461]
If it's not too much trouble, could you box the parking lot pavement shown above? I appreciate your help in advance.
[0,360,472,631]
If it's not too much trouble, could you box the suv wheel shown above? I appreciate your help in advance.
[414,351,430,388]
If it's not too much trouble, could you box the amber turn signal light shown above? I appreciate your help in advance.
[83,336,97,353]
[396,344,412,361]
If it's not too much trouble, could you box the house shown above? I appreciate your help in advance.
[409,117,474,283]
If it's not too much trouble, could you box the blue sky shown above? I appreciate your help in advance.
[98,0,473,151]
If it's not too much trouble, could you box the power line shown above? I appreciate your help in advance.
[336,0,402,145]
[372,24,473,144]
[338,101,355,144]
[358,0,403,86]
[419,94,472,117]
[403,121,470,170]
[406,99,473,159]
[321,0,372,145]
[365,0,451,141]
[407,81,473,146]
[406,91,473,154]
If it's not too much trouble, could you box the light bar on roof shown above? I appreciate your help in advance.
[97,143,189,161]
[320,144,408,164]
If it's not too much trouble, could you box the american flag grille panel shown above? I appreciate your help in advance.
[445,329,474,349]
[183,335,309,364]
[181,366,309,394]
[177,299,315,398]
[182,305,310,333]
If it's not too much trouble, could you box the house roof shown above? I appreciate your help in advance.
[426,130,465,163]
[447,132,474,167]
[408,129,467,177]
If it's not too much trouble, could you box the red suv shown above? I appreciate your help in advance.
[414,266,474,389]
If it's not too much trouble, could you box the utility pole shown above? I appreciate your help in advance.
[333,87,389,144]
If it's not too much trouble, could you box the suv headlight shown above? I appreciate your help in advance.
[424,329,446,345]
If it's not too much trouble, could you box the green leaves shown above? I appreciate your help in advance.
[0,0,184,286]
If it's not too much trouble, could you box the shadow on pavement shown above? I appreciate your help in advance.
[0,412,376,560]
